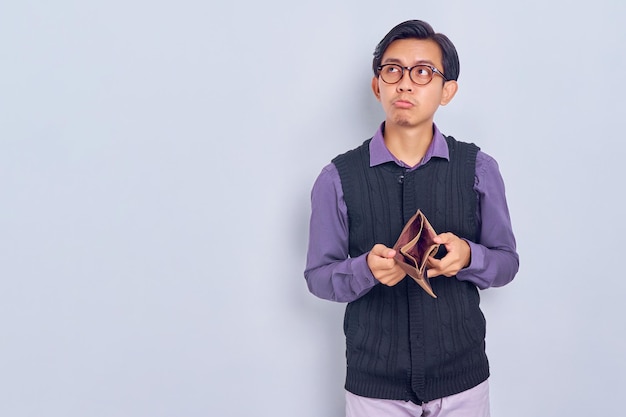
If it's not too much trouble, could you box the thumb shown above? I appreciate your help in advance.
[371,243,396,259]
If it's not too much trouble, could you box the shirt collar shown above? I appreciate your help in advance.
[370,122,449,170]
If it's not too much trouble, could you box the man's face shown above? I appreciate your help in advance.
[371,38,457,130]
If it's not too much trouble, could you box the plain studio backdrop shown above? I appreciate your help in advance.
[1,1,625,416]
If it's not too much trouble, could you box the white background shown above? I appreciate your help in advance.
[1,1,625,416]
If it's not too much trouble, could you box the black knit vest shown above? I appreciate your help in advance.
[332,136,488,404]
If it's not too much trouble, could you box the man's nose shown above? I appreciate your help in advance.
[396,69,413,92]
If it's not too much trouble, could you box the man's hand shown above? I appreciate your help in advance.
[426,233,471,278]
[367,244,406,286]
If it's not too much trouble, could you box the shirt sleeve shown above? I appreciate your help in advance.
[456,151,520,289]
[304,163,378,303]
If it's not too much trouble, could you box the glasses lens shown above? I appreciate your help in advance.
[380,64,403,84]
[410,65,434,85]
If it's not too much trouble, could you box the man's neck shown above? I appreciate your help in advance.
[383,122,434,168]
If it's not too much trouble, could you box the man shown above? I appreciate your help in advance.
[304,20,519,416]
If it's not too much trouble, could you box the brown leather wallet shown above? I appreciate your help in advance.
[392,209,439,298]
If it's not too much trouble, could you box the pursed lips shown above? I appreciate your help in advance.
[393,98,414,109]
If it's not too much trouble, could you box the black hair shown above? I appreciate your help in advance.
[372,20,460,81]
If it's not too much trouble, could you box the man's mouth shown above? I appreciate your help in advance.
[393,100,414,109]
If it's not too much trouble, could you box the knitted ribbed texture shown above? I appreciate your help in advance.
[332,136,486,403]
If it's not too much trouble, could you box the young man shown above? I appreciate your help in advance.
[304,20,519,416]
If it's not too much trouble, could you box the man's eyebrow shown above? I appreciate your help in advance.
[382,57,437,66]
[382,58,403,64]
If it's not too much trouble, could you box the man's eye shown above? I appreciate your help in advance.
[386,66,400,73]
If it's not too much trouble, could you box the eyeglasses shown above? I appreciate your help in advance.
[377,64,449,85]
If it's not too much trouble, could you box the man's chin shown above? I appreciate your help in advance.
[393,117,413,127]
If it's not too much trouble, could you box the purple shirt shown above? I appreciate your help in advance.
[304,123,519,302]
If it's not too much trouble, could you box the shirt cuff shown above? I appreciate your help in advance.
[456,240,487,287]
[351,252,378,294]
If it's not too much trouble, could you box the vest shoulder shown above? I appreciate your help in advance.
[444,135,481,152]
[331,138,371,165]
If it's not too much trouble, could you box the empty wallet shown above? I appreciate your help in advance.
[392,209,439,298]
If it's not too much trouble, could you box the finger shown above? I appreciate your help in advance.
[426,256,437,268]
[427,257,453,278]
[426,265,441,279]
[378,258,398,270]
[433,232,453,245]
[380,269,407,286]
[425,257,438,275]
[368,253,398,276]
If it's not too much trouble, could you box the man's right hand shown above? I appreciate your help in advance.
[367,244,406,286]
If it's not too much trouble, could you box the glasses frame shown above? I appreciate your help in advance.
[377,64,449,85]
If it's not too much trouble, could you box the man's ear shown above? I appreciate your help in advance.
[440,80,458,106]
[371,76,381,101]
